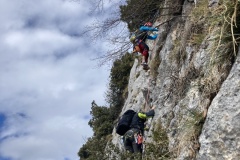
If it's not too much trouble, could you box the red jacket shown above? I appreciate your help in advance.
[137,41,149,57]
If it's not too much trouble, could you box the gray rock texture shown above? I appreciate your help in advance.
[197,47,240,160]
[110,0,240,159]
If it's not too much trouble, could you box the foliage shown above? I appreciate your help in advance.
[78,101,114,159]
[78,136,108,160]
[78,53,133,160]
[174,107,204,159]
[83,0,187,66]
[102,141,143,160]
[88,101,113,138]
[81,0,162,66]
[144,121,170,159]
[190,0,240,60]
[105,53,134,118]
[120,0,162,32]
[189,0,240,99]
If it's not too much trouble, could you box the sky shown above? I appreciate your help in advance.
[0,0,122,159]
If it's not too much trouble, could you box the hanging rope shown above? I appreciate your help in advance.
[143,75,152,112]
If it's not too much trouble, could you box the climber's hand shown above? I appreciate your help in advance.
[151,106,156,110]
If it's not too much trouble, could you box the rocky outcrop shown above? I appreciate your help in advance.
[197,47,240,159]
[111,0,239,159]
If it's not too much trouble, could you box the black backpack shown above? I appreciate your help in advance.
[116,110,136,136]
[135,29,148,42]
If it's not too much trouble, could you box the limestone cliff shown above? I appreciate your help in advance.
[110,0,240,159]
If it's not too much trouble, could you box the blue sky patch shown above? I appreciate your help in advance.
[0,156,12,160]
[83,115,91,120]
[0,113,6,129]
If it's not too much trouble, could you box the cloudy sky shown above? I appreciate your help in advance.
[0,0,124,160]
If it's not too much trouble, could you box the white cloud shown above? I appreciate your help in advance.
[3,29,79,57]
[0,0,113,160]
[0,115,92,160]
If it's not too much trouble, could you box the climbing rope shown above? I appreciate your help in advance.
[143,71,153,112]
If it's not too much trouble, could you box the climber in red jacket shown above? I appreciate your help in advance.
[132,40,149,66]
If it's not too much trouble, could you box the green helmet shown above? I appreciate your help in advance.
[130,34,136,43]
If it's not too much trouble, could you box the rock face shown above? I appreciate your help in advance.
[111,0,240,159]
[197,47,240,159]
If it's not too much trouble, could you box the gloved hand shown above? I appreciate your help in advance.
[132,51,138,56]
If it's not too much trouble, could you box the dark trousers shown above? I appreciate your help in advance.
[137,143,143,153]
[124,129,140,153]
